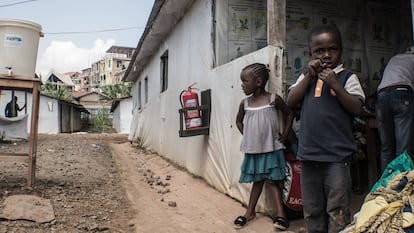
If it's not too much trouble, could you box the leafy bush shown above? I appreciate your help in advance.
[90,109,111,133]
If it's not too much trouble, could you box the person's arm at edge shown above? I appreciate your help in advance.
[275,95,294,143]
[17,104,26,111]
[236,100,245,134]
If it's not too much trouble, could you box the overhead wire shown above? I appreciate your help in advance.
[1,0,147,35]
[0,0,39,7]
[45,26,147,35]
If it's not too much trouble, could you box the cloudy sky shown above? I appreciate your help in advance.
[1,0,154,76]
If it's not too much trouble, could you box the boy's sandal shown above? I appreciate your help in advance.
[273,216,289,231]
[234,216,254,229]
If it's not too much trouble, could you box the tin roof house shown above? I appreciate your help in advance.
[0,90,88,137]
[42,70,75,91]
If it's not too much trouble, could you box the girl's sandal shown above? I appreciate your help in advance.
[234,216,247,229]
[234,216,255,229]
[273,216,289,231]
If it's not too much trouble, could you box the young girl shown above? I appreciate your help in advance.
[234,63,293,230]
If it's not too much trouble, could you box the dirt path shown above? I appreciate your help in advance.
[109,142,305,233]
[0,134,135,233]
[0,134,306,233]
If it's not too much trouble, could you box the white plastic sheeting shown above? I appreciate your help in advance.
[130,46,283,214]
[0,91,60,134]
[127,0,284,214]
[0,114,28,141]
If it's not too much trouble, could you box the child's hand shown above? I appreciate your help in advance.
[278,133,287,144]
[308,59,327,77]
[318,68,340,89]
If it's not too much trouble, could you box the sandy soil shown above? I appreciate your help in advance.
[0,133,306,233]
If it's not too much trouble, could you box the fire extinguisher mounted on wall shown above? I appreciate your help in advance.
[180,83,202,129]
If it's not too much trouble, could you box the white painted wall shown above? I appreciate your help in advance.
[38,95,60,134]
[112,97,132,134]
[0,90,71,134]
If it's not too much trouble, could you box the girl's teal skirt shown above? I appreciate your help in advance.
[239,150,286,183]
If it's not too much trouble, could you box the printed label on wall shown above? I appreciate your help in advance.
[4,34,23,47]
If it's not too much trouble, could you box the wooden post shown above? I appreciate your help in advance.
[366,116,379,188]
[27,82,40,187]
[412,0,414,44]
[25,92,28,115]
[0,76,41,188]
[267,0,286,47]
[267,0,287,97]
[71,106,74,133]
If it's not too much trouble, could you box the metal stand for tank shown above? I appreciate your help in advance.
[0,75,41,188]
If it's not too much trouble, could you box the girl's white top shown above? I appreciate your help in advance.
[240,94,285,154]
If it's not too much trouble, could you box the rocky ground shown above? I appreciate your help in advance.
[0,133,311,233]
[0,134,133,233]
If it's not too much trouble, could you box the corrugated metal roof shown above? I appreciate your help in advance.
[40,93,89,114]
[43,70,75,86]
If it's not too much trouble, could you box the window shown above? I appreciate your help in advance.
[138,80,142,109]
[102,74,106,85]
[117,60,122,68]
[144,77,148,103]
[160,51,168,92]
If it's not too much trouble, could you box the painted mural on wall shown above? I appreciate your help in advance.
[285,0,412,95]
[228,0,267,61]
[216,0,411,95]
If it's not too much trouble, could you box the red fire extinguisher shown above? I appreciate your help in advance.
[180,83,202,129]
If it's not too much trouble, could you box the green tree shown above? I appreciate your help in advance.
[100,82,132,100]
[41,83,73,101]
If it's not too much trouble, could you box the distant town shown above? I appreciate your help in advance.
[40,45,135,127]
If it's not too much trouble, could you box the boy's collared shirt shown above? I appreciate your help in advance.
[290,64,366,101]
[291,65,366,162]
